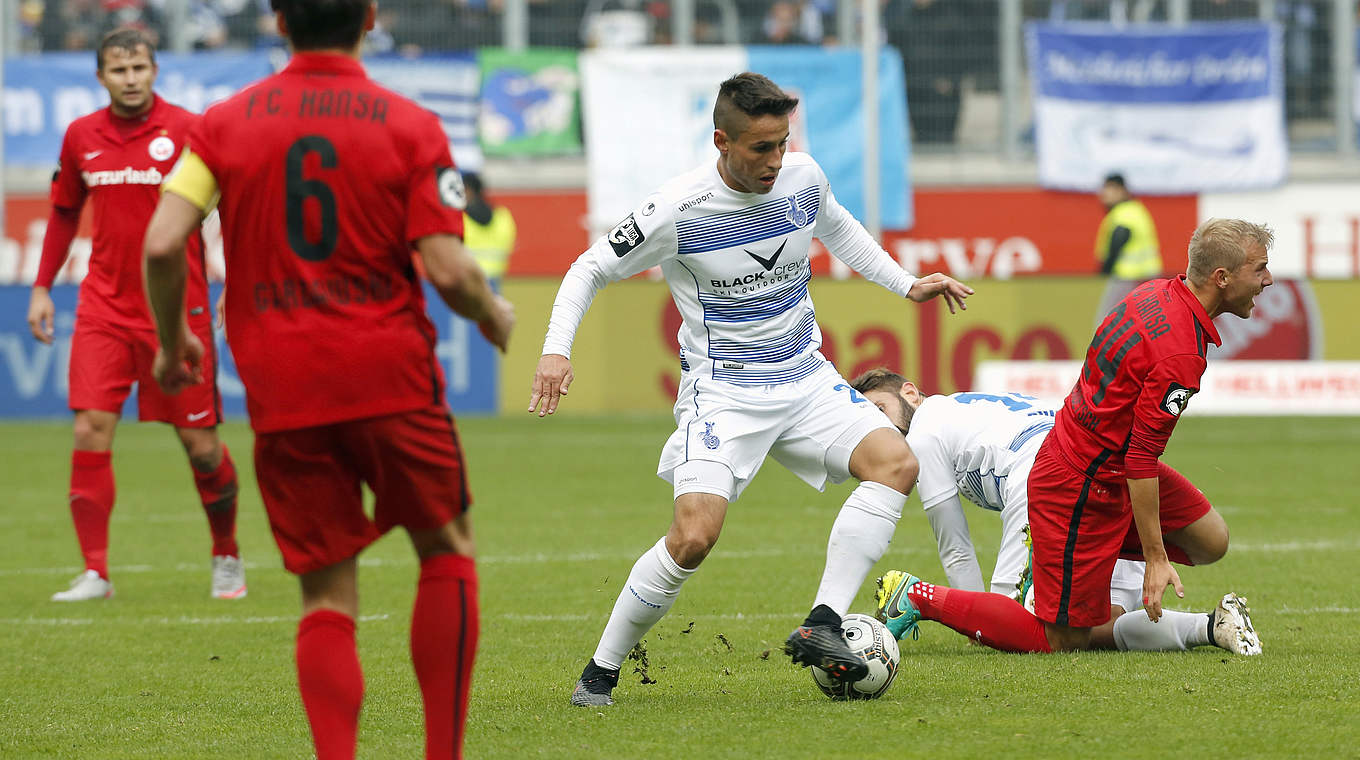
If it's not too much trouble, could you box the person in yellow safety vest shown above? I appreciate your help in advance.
[1094,173,1162,322]
[462,172,517,280]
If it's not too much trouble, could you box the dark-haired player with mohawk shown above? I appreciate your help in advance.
[529,72,973,706]
[28,27,244,603]
[142,1,513,758]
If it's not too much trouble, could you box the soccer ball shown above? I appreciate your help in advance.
[810,613,900,700]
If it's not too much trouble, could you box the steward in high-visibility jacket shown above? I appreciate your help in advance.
[1095,174,1161,279]
[462,173,517,280]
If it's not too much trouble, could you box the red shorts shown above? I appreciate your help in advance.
[253,406,473,575]
[68,319,220,427]
[1027,443,1211,628]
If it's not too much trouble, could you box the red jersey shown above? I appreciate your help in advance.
[47,96,210,330]
[188,53,464,433]
[1049,275,1222,481]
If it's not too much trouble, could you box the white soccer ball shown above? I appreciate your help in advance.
[810,613,900,700]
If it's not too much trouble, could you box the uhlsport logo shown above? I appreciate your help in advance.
[785,194,808,228]
[700,422,720,450]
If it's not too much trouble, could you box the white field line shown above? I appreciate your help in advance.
[0,545,936,578]
[3,608,1355,628]
[0,613,391,626]
[3,536,1347,579]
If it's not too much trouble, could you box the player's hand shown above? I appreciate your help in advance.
[907,273,974,314]
[27,288,56,344]
[1141,557,1184,623]
[478,294,515,352]
[214,290,226,332]
[529,353,573,417]
[152,328,206,395]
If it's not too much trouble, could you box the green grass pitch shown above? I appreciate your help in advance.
[2,415,1357,758]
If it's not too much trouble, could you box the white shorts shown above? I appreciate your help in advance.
[658,359,895,501]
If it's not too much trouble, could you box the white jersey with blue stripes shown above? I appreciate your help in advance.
[541,152,916,385]
[907,392,1058,513]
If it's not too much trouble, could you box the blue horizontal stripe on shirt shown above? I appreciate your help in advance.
[711,353,824,385]
[708,310,816,362]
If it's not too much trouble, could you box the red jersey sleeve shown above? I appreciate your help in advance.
[50,128,87,211]
[185,109,220,177]
[1125,352,1206,478]
[404,114,465,245]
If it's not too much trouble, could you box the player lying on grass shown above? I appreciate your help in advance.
[850,368,1260,655]
[866,219,1274,655]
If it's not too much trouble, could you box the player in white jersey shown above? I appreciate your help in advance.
[850,368,1262,655]
[530,73,974,706]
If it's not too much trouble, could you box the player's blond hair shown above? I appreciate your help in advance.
[1186,218,1274,286]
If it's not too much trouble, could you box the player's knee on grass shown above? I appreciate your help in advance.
[1044,622,1094,652]
[1170,509,1230,565]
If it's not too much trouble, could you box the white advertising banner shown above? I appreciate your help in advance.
[1026,22,1286,193]
[974,361,1360,416]
[1200,183,1360,279]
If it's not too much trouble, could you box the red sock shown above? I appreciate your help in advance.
[908,582,1052,653]
[194,446,239,557]
[69,450,114,579]
[297,610,363,760]
[411,553,479,760]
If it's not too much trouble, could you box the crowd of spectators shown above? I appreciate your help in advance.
[12,0,1340,142]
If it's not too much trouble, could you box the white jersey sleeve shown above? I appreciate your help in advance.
[541,195,678,357]
[925,493,986,592]
[905,398,959,510]
[812,171,916,298]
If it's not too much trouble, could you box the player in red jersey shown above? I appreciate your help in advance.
[26,28,245,603]
[141,2,513,758]
[873,218,1273,653]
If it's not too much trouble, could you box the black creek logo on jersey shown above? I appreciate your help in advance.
[1162,382,1195,417]
[608,214,645,257]
[744,239,786,272]
[436,167,466,210]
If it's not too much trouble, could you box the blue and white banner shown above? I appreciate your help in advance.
[0,285,498,419]
[580,46,912,234]
[3,52,274,168]
[365,53,485,173]
[1026,22,1285,193]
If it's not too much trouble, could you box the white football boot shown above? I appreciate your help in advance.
[211,555,248,599]
[1211,592,1262,655]
[51,569,113,601]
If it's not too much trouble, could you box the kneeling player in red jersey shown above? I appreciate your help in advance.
[873,218,1273,654]
[28,28,244,602]
[142,2,513,758]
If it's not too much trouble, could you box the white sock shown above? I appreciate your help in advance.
[591,537,695,671]
[1113,608,1212,651]
[812,481,906,616]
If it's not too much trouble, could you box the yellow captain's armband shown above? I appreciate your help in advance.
[162,149,220,212]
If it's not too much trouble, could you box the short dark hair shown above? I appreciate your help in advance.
[97,27,156,71]
[1103,172,1127,189]
[271,0,370,51]
[713,72,799,138]
[849,368,909,396]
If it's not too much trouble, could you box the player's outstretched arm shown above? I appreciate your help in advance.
[143,192,207,394]
[907,273,975,314]
[417,233,515,352]
[529,353,573,418]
